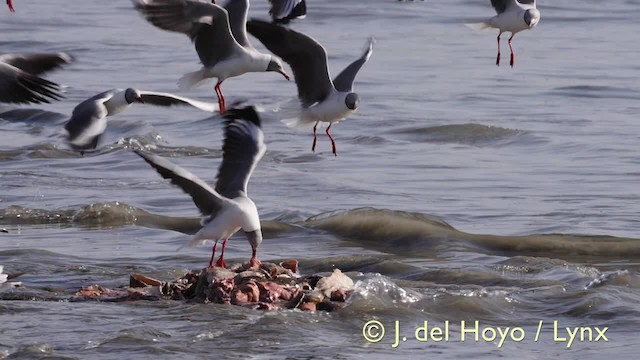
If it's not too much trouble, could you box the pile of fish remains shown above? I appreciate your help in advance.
[74,260,355,312]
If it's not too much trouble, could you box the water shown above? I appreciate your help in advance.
[1,0,639,358]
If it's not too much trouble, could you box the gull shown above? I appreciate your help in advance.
[468,0,540,67]
[135,105,266,269]
[132,0,290,114]
[268,0,306,24]
[247,20,373,156]
[64,88,218,153]
[0,52,73,104]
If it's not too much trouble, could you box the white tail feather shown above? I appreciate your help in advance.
[175,229,215,252]
[177,69,210,90]
[276,97,315,130]
[465,21,494,32]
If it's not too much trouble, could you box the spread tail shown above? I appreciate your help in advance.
[276,97,315,130]
[177,69,210,90]
[177,230,210,251]
[465,20,493,32]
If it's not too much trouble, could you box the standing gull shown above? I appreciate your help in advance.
[468,0,540,67]
[135,106,266,269]
[247,20,373,156]
[64,88,218,153]
[132,0,290,114]
[0,52,73,104]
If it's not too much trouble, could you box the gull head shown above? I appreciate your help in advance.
[124,88,144,104]
[524,9,541,28]
[345,93,360,111]
[266,57,290,81]
[245,230,263,252]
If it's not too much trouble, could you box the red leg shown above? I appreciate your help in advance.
[208,242,218,268]
[508,34,515,67]
[326,123,337,156]
[311,122,318,152]
[7,0,15,12]
[215,81,226,114]
[248,247,261,269]
[496,33,501,66]
[215,238,228,268]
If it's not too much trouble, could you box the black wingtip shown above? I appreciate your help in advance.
[223,105,261,128]
[272,0,307,24]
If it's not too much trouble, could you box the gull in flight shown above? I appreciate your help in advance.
[247,20,373,156]
[64,88,218,153]
[133,0,290,114]
[467,0,540,67]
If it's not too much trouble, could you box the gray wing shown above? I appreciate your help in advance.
[132,0,240,67]
[64,91,114,151]
[223,0,251,48]
[269,0,306,24]
[0,52,73,76]
[215,106,266,198]
[332,37,373,93]
[139,90,218,112]
[135,150,225,216]
[246,19,333,107]
[490,0,510,14]
[0,63,64,104]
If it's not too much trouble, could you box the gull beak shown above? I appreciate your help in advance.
[136,95,145,104]
[279,70,290,81]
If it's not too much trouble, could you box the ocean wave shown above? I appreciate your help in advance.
[389,123,525,146]
[304,208,640,258]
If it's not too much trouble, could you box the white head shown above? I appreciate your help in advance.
[345,92,360,111]
[245,229,263,252]
[524,9,541,28]
[124,88,144,104]
[266,57,290,81]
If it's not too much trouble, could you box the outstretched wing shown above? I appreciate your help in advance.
[332,37,373,93]
[269,0,306,24]
[135,150,225,216]
[215,106,266,198]
[0,63,64,104]
[132,0,239,66]
[139,90,218,112]
[490,0,509,14]
[223,0,251,48]
[247,19,333,107]
[0,52,73,76]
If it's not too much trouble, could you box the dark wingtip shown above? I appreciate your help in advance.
[223,105,261,128]
[271,0,306,24]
